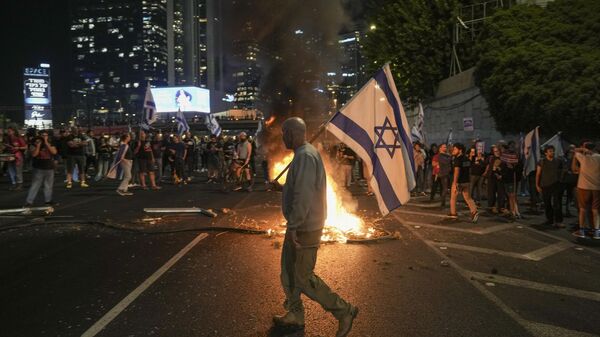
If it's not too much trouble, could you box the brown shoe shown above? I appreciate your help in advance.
[336,306,359,337]
[273,311,304,327]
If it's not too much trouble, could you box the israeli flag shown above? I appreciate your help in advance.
[140,83,157,130]
[205,114,222,137]
[411,102,426,144]
[523,126,540,175]
[326,64,416,216]
[541,132,565,158]
[175,108,190,135]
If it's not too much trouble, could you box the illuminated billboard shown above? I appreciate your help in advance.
[23,65,53,129]
[150,86,211,114]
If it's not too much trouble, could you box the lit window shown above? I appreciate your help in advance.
[101,47,108,53]
[133,64,139,69]
[118,34,123,39]
[113,77,120,83]
[77,54,85,60]
[133,83,139,88]
[88,24,95,29]
[118,53,124,57]
[125,83,131,88]
[129,52,135,57]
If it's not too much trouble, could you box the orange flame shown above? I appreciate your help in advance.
[265,116,276,127]
[272,152,372,243]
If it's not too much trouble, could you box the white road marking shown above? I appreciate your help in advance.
[525,322,599,337]
[523,241,572,261]
[469,271,600,302]
[431,240,572,262]
[403,220,515,235]
[81,232,210,337]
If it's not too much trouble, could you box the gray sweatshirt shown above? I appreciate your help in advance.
[282,143,327,234]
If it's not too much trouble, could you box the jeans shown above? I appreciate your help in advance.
[487,177,506,209]
[7,161,24,185]
[26,169,54,204]
[414,167,424,193]
[118,159,132,191]
[470,175,484,202]
[95,159,110,181]
[430,175,449,205]
[542,183,563,223]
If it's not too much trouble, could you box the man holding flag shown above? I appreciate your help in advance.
[140,83,156,130]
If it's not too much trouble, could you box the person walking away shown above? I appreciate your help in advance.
[135,130,161,190]
[571,142,600,239]
[95,136,113,181]
[65,128,89,188]
[413,142,426,195]
[112,134,134,196]
[536,145,564,228]
[274,117,358,336]
[234,132,253,191]
[430,143,451,207]
[3,126,27,190]
[448,143,479,222]
[24,130,57,206]
[337,143,356,188]
[469,147,486,204]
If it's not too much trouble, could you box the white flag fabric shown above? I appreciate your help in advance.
[140,84,156,130]
[445,129,453,145]
[326,64,416,216]
[175,109,190,135]
[411,102,425,144]
[523,126,540,176]
[541,133,565,158]
[205,114,222,136]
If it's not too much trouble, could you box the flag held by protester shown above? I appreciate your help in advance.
[205,114,222,136]
[411,102,425,144]
[523,126,540,175]
[106,143,128,180]
[140,84,156,130]
[326,64,416,216]
[175,109,190,135]
[541,132,564,158]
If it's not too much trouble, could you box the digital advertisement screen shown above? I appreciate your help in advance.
[151,87,211,114]
[23,66,53,129]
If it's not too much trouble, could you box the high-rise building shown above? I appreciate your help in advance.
[336,30,366,105]
[70,0,168,121]
[232,22,260,109]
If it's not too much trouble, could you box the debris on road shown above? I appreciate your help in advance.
[485,282,496,287]
[440,260,450,267]
[143,208,218,218]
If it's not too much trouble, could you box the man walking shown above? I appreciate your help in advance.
[448,143,479,222]
[536,145,564,227]
[430,143,451,207]
[24,130,57,207]
[275,117,358,336]
[571,142,600,239]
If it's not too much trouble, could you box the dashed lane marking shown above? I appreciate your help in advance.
[430,240,573,262]
[403,220,516,235]
[81,232,210,337]
[523,241,573,261]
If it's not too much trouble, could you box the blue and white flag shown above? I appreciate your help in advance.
[541,132,565,158]
[445,128,454,145]
[523,126,540,176]
[106,143,128,180]
[205,114,222,136]
[140,84,156,130]
[411,102,426,144]
[326,64,416,216]
[175,109,190,135]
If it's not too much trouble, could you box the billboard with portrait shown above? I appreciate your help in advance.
[150,87,211,114]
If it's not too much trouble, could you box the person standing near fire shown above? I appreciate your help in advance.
[274,117,358,337]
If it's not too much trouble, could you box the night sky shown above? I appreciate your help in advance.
[0,0,72,120]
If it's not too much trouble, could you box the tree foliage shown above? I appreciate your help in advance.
[474,0,600,138]
[362,0,463,104]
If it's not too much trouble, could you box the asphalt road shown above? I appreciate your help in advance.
[1,174,599,337]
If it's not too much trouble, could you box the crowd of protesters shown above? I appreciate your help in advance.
[1,126,259,204]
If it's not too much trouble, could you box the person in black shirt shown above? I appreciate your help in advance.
[25,130,57,206]
[65,128,90,188]
[135,131,161,190]
[168,134,187,185]
[536,145,564,227]
[449,143,479,222]
[95,136,113,181]
[469,147,486,203]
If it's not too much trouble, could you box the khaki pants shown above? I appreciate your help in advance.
[450,182,478,215]
[280,239,351,320]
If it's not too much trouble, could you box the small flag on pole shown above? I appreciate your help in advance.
[326,64,416,216]
[205,114,222,136]
[445,129,454,145]
[541,132,565,157]
[140,83,156,130]
[523,126,540,176]
[411,102,425,144]
[175,109,190,135]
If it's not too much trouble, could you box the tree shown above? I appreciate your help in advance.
[362,0,471,104]
[474,0,600,138]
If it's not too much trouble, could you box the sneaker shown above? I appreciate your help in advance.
[593,230,600,240]
[447,213,458,219]
[116,190,133,196]
[233,186,242,191]
[81,182,89,188]
[66,182,73,189]
[471,211,480,223]
[572,229,586,238]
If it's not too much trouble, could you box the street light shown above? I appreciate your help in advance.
[370,24,376,31]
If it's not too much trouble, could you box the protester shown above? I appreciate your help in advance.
[425,144,438,193]
[184,131,196,182]
[430,143,451,207]
[206,134,221,183]
[536,145,564,227]
[95,136,113,181]
[484,145,505,214]
[571,142,600,239]
[168,134,187,185]
[501,142,522,219]
[135,130,161,190]
[151,133,164,180]
[563,145,578,219]
[113,133,134,196]
[24,130,57,206]
[469,147,486,204]
[337,142,356,188]
[448,143,479,223]
[235,132,253,191]
[2,126,27,190]
[65,128,89,188]
[413,142,426,195]
[83,130,97,177]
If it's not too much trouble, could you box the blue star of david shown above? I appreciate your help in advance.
[374,117,402,158]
